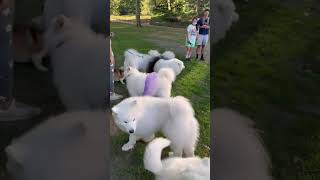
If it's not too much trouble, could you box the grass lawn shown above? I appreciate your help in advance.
[110,23,210,179]
[213,0,320,179]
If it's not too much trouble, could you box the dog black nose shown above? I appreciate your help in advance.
[129,129,134,134]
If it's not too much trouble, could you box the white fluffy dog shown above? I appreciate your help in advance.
[5,111,108,180]
[212,108,272,180]
[144,138,210,180]
[45,15,107,110]
[42,0,105,32]
[124,66,175,97]
[153,58,185,76]
[213,0,239,44]
[123,49,175,73]
[111,96,199,156]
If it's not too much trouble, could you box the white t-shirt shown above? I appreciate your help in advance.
[186,24,198,44]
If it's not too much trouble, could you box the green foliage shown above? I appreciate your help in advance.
[111,0,210,21]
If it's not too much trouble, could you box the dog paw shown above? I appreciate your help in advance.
[122,143,134,151]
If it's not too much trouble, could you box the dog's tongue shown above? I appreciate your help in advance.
[143,72,158,96]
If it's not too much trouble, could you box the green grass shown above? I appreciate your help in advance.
[111,23,210,179]
[213,0,320,179]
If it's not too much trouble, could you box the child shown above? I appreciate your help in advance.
[109,38,123,101]
[185,17,198,60]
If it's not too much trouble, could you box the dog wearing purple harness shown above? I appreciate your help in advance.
[124,66,175,98]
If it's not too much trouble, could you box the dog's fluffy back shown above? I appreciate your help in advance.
[212,108,272,180]
[5,111,109,180]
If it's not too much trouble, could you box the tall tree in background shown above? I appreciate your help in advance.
[167,0,171,11]
[136,0,142,27]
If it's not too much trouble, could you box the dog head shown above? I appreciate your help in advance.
[123,66,139,79]
[165,58,185,76]
[111,98,143,134]
[113,68,124,82]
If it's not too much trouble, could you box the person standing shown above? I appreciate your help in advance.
[0,0,40,121]
[185,17,198,60]
[196,9,210,61]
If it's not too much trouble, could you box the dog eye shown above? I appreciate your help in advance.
[124,121,128,123]
[133,118,135,122]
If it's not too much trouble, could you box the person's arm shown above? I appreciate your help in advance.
[110,46,115,65]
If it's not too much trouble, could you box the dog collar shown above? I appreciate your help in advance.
[55,39,69,49]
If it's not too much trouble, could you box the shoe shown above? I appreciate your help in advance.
[196,54,199,59]
[200,54,205,61]
[0,99,41,122]
[110,93,123,101]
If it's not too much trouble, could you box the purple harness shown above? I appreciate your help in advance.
[143,72,158,96]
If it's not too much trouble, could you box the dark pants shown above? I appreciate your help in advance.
[0,1,14,109]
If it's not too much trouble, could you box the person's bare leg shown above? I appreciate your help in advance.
[196,45,201,59]
[200,45,206,60]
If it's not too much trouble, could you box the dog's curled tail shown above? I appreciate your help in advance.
[148,50,161,57]
[161,51,175,60]
[144,138,171,174]
[169,96,195,116]
[158,68,176,82]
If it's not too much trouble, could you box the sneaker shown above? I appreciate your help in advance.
[200,54,205,61]
[110,93,123,101]
[0,99,41,122]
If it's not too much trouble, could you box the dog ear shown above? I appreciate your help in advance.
[111,106,118,115]
[54,15,67,30]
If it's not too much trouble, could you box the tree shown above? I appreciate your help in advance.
[136,0,142,27]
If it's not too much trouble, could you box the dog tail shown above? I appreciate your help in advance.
[144,138,171,174]
[158,68,175,82]
[161,51,175,60]
[148,50,161,57]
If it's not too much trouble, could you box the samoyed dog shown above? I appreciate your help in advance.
[212,108,272,180]
[213,0,239,44]
[42,0,106,32]
[123,49,175,73]
[124,66,175,97]
[144,138,210,180]
[153,58,185,76]
[111,96,199,156]
[5,111,109,180]
[45,15,107,110]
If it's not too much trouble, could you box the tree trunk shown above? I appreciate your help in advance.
[197,0,202,15]
[136,0,142,27]
[167,0,171,11]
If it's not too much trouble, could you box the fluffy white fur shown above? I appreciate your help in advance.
[123,49,175,72]
[111,96,199,156]
[5,111,109,180]
[45,15,107,110]
[144,138,210,180]
[42,0,105,32]
[213,0,239,44]
[212,108,272,180]
[124,66,175,97]
[153,58,185,76]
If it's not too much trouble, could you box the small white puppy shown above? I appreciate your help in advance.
[123,49,175,73]
[153,58,185,76]
[124,66,175,97]
[144,138,210,180]
[112,96,199,157]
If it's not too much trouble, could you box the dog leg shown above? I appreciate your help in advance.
[122,134,137,151]
[31,51,47,72]
[142,134,155,142]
